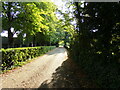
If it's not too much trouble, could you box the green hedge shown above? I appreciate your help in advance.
[1,46,56,71]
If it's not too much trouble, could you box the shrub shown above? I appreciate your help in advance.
[1,46,56,71]
[69,47,120,88]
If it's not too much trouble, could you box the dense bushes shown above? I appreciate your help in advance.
[69,2,120,88]
[69,46,120,88]
[1,46,56,71]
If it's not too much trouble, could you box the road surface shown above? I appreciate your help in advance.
[0,47,68,88]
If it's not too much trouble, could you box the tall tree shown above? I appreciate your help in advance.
[70,2,120,88]
[2,2,21,47]
[2,1,58,47]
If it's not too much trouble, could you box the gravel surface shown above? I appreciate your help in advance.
[0,47,67,88]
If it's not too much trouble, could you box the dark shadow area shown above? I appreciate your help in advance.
[46,47,66,55]
[39,59,97,88]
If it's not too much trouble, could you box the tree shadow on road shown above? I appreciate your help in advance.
[39,59,96,88]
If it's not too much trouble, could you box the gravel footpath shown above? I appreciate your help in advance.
[0,47,67,88]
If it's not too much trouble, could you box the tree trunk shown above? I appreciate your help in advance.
[7,2,14,48]
[33,35,36,47]
[8,28,13,47]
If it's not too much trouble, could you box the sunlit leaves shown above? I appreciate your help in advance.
[2,1,73,46]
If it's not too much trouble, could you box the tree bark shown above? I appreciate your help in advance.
[33,35,36,47]
[7,2,14,48]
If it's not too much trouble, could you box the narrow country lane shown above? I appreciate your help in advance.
[0,47,68,88]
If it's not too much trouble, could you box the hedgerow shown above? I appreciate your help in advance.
[1,46,56,71]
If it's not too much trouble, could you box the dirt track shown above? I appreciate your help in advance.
[0,47,68,88]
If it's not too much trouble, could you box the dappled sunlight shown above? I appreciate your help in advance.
[39,59,96,88]
[1,1,120,88]
[1,48,68,88]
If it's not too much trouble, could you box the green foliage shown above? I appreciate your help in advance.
[54,8,75,47]
[1,46,56,71]
[2,1,59,46]
[19,2,59,45]
[2,1,74,47]
[69,2,120,88]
